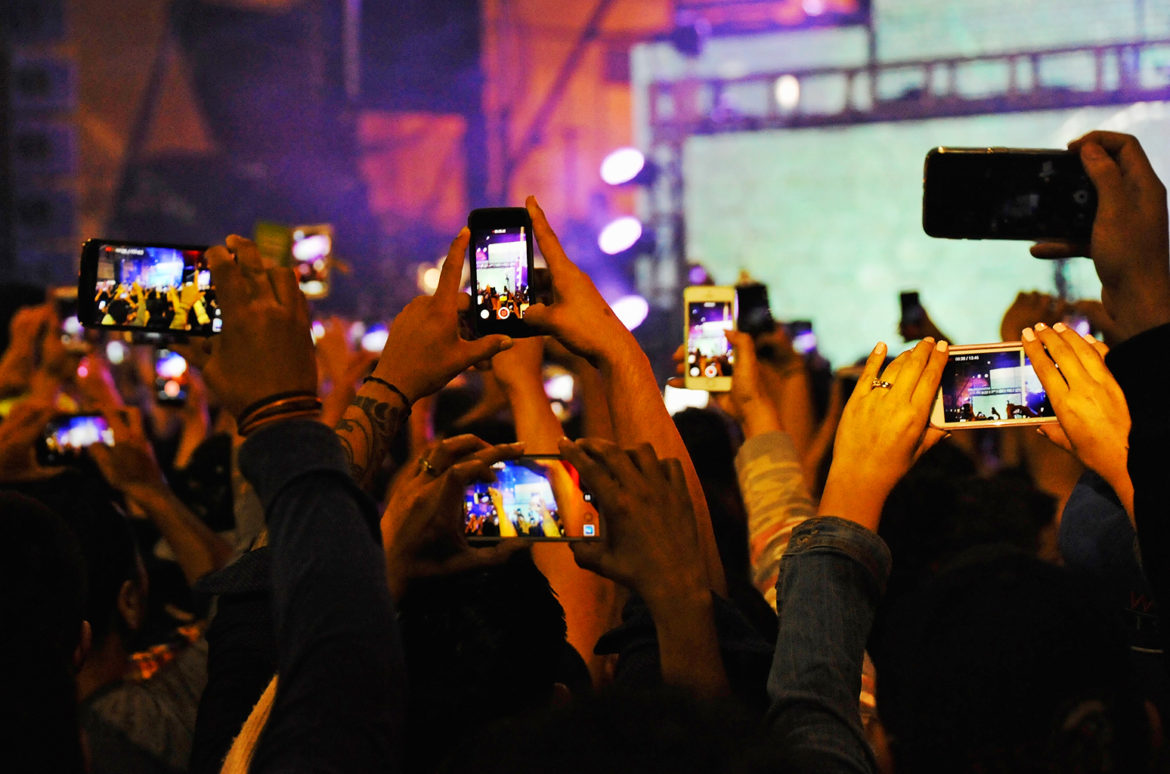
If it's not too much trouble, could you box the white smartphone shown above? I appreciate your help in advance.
[683,286,736,392]
[930,342,1058,429]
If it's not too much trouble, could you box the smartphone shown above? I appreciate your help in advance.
[468,207,536,338]
[663,384,710,415]
[922,148,1096,241]
[291,224,332,299]
[50,286,88,354]
[786,320,817,355]
[684,286,736,392]
[736,282,775,337]
[36,413,113,466]
[78,239,221,337]
[931,342,1058,428]
[153,348,189,405]
[463,456,600,541]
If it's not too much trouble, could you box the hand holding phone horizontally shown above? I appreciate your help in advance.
[78,239,222,338]
[930,342,1058,428]
[684,286,736,392]
[463,455,599,541]
[36,413,114,466]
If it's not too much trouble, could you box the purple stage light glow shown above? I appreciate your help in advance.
[611,295,650,331]
[600,147,647,186]
[598,216,643,255]
[688,264,710,285]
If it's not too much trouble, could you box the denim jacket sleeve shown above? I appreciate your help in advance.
[238,420,405,773]
[765,516,890,773]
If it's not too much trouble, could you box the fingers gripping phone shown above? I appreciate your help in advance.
[922,148,1097,241]
[931,342,1058,428]
[78,239,222,338]
[684,286,736,392]
[463,456,599,541]
[36,413,113,466]
[468,208,536,338]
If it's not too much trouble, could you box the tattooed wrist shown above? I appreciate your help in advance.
[335,394,406,486]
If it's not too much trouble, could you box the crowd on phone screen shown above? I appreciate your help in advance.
[478,283,530,321]
[5,130,1170,774]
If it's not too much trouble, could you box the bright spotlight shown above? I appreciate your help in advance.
[601,147,647,186]
[774,74,800,111]
[598,216,643,255]
[611,295,650,331]
[802,0,826,16]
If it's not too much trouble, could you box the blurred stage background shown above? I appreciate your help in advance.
[4,0,1170,370]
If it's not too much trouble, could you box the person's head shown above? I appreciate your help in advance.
[396,551,574,774]
[8,472,146,651]
[0,491,88,772]
[877,552,1153,773]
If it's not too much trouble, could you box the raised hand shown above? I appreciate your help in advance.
[381,435,526,599]
[201,234,317,418]
[521,197,638,366]
[1031,132,1170,340]
[1000,291,1065,342]
[1021,321,1133,516]
[371,229,514,404]
[818,338,949,531]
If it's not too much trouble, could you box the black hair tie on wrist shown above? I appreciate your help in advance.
[238,390,320,423]
[362,376,413,415]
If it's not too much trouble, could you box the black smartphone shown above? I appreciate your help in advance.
[153,347,189,405]
[922,148,1096,241]
[78,239,221,337]
[50,285,88,353]
[36,413,113,466]
[463,456,599,541]
[467,208,536,338]
[736,282,775,337]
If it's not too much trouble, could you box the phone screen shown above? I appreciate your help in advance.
[463,456,599,541]
[470,213,533,337]
[787,320,816,354]
[736,283,774,336]
[154,348,189,404]
[937,347,1054,426]
[291,225,332,299]
[82,241,221,335]
[38,414,113,466]
[687,301,735,380]
[923,149,1096,241]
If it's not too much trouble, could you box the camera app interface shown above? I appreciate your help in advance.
[155,349,190,401]
[463,458,599,539]
[940,349,1052,423]
[687,301,734,379]
[92,244,221,334]
[474,227,530,330]
[43,415,112,464]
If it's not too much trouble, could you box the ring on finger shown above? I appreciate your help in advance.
[418,457,439,476]
[871,378,893,390]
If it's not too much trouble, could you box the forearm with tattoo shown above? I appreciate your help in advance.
[335,386,409,489]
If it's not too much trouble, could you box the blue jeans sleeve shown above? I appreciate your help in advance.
[239,420,405,773]
[766,516,890,773]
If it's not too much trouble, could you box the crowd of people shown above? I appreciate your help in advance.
[3,130,1170,774]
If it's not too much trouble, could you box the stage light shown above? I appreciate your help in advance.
[361,324,389,353]
[611,294,650,331]
[311,320,326,344]
[774,75,801,111]
[598,216,643,255]
[688,263,711,285]
[802,0,826,16]
[601,147,646,186]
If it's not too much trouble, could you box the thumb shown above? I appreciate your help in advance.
[462,335,514,366]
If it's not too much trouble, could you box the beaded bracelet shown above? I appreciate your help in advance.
[362,376,413,416]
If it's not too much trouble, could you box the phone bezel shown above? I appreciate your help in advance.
[467,208,536,339]
[683,285,737,393]
[930,341,1059,429]
[78,238,218,337]
[464,454,600,543]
